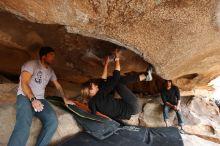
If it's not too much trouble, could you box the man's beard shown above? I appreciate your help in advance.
[44,59,51,66]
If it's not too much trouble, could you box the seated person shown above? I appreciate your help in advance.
[80,49,153,120]
[161,80,184,131]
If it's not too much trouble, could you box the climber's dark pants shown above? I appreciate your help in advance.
[115,74,140,115]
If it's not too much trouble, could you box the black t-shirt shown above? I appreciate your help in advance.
[161,86,180,105]
[88,70,131,119]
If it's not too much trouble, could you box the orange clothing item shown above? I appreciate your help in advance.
[73,100,110,119]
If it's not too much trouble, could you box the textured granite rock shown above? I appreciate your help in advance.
[0,0,220,90]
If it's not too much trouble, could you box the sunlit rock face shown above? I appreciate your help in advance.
[0,11,148,85]
[1,0,220,90]
[0,10,165,95]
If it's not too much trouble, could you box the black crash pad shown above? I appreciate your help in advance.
[58,127,184,146]
[46,96,183,146]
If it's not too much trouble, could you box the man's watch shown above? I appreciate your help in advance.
[30,97,37,102]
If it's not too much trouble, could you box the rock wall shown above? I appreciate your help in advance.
[0,0,220,90]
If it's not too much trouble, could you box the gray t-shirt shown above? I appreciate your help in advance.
[17,60,57,99]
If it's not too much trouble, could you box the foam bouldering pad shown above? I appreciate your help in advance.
[47,96,184,145]
[46,96,121,140]
[58,127,184,146]
[46,96,108,122]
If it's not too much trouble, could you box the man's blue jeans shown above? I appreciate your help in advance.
[8,94,58,146]
[163,105,184,126]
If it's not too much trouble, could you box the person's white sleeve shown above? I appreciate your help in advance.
[21,61,35,75]
[50,70,57,81]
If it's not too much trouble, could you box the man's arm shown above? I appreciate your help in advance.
[114,49,121,71]
[52,80,75,105]
[165,102,176,109]
[175,87,181,111]
[176,100,181,111]
[52,80,65,97]
[101,56,110,80]
[21,71,35,99]
[101,50,121,95]
[161,89,176,109]
[21,71,44,112]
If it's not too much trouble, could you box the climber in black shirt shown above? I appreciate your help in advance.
[81,49,153,120]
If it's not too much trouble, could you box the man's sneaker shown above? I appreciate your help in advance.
[146,64,153,73]
[144,64,153,81]
[179,128,185,134]
[178,125,185,134]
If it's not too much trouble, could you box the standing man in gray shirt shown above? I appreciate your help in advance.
[8,47,74,146]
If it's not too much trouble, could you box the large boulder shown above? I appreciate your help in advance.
[182,134,220,146]
[0,0,220,90]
